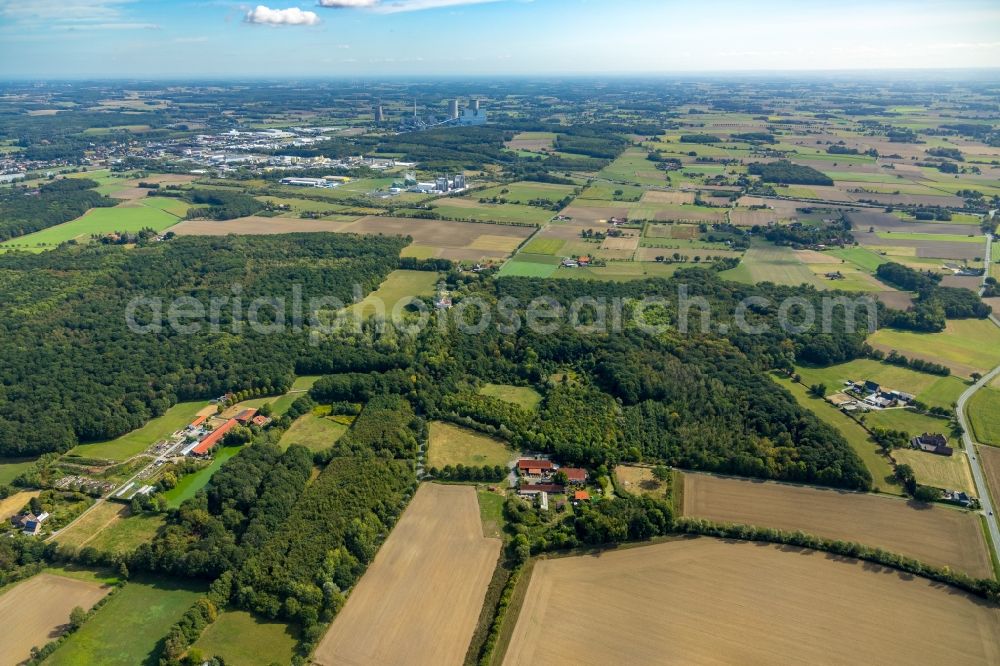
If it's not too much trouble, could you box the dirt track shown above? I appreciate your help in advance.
[0,573,110,664]
[502,538,1000,665]
[313,484,500,666]
[683,473,993,578]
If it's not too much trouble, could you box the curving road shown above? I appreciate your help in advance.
[955,235,1000,563]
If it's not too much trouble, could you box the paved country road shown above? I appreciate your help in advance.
[955,235,1000,564]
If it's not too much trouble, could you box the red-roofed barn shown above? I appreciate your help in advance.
[191,418,238,456]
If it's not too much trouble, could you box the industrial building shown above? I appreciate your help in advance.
[459,98,487,126]
[280,177,336,188]
[406,173,468,195]
[391,97,488,131]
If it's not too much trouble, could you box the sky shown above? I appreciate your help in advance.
[1,0,999,78]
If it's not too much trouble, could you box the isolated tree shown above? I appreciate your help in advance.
[652,465,671,484]
[69,606,87,631]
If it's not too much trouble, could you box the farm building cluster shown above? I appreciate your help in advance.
[515,457,593,508]
[180,408,269,458]
[560,256,592,269]
[11,511,49,536]
[839,380,917,411]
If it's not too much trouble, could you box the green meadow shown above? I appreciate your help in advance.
[478,383,543,411]
[868,320,1000,378]
[193,610,299,666]
[795,359,966,411]
[162,445,243,508]
[720,244,820,287]
[968,386,1000,447]
[47,578,206,666]
[0,198,184,252]
[69,401,207,461]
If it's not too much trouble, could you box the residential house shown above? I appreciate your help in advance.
[943,490,973,507]
[517,459,555,479]
[21,512,49,536]
[573,490,591,503]
[911,433,953,457]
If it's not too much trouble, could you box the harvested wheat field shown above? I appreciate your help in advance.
[171,216,355,235]
[501,538,1000,666]
[0,573,111,664]
[314,484,501,666]
[53,500,127,551]
[338,216,533,261]
[0,490,37,521]
[683,474,992,578]
[600,235,640,251]
[641,190,695,205]
[559,204,629,224]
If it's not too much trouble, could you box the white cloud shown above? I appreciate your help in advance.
[317,0,502,13]
[246,5,321,25]
[317,0,378,7]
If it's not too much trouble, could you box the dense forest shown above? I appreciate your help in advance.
[179,188,266,220]
[762,215,854,247]
[0,178,115,241]
[748,160,835,186]
[0,234,407,456]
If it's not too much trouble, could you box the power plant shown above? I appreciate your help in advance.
[387,97,487,131]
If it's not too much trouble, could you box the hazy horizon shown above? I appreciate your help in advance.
[1,0,999,79]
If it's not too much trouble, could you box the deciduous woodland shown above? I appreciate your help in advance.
[0,234,406,456]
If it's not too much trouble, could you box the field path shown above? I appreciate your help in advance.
[958,235,1000,565]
